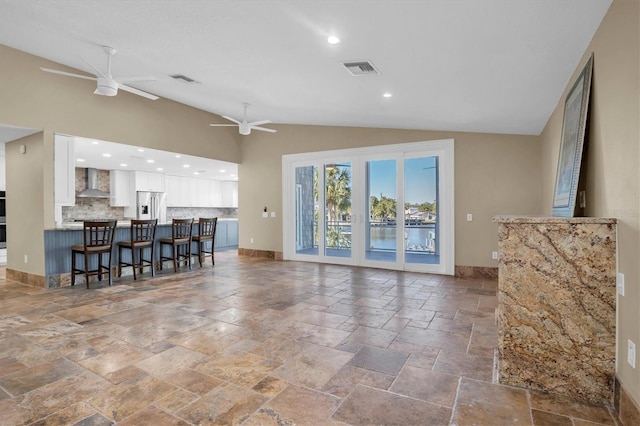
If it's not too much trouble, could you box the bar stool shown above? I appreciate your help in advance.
[159,218,193,272]
[71,220,117,289]
[117,219,157,280]
[192,217,217,267]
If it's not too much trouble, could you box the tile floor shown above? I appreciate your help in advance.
[0,252,620,425]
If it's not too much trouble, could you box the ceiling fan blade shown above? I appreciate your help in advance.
[248,120,272,127]
[221,115,241,125]
[80,56,108,79]
[251,126,277,133]
[118,76,157,84]
[209,124,239,127]
[40,67,97,81]
[118,84,159,100]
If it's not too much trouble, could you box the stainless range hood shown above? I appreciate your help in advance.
[76,168,110,198]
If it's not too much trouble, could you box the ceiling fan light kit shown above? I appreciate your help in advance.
[94,77,118,96]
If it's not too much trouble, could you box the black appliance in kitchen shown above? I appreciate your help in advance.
[0,191,6,249]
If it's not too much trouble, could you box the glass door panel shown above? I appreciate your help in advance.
[324,162,352,258]
[404,157,439,265]
[366,159,397,262]
[295,165,318,256]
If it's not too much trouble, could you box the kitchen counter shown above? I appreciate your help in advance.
[52,217,237,230]
[48,217,238,231]
[44,219,238,287]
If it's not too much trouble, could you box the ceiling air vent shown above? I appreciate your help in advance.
[170,74,200,84]
[342,61,380,76]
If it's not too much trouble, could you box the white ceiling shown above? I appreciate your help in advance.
[73,135,238,180]
[0,1,610,136]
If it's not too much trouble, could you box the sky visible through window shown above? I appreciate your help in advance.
[369,157,437,205]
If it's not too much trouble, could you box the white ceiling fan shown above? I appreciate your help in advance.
[40,45,159,100]
[210,103,276,135]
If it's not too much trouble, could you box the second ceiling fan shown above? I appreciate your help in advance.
[210,103,276,135]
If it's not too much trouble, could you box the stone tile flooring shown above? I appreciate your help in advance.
[0,253,620,425]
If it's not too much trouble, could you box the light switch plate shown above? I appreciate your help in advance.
[467,213,473,221]
[628,339,636,368]
[270,211,276,218]
[262,212,268,218]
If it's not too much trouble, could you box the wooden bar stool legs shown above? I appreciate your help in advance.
[71,220,117,289]
[118,219,157,280]
[159,218,193,272]
[192,217,217,267]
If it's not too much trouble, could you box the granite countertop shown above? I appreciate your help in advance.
[493,215,617,224]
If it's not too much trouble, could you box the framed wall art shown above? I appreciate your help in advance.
[552,53,593,217]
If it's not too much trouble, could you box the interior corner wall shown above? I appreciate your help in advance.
[238,125,541,268]
[6,132,45,275]
[539,0,640,404]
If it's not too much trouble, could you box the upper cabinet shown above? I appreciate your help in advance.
[134,171,165,192]
[110,170,132,207]
[166,175,190,207]
[221,181,238,207]
[54,134,75,206]
[165,175,230,207]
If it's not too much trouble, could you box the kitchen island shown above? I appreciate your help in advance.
[44,219,238,288]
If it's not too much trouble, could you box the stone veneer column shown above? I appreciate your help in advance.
[493,216,616,404]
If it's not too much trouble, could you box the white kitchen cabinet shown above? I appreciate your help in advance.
[54,134,75,206]
[165,175,180,207]
[187,178,198,207]
[208,180,222,207]
[221,181,238,207]
[166,175,190,207]
[134,171,165,192]
[110,170,132,206]
[165,176,226,207]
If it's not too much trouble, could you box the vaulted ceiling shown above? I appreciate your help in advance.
[0,0,611,136]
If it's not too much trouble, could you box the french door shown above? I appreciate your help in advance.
[283,139,454,275]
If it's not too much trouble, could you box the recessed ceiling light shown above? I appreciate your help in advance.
[77,158,85,162]
[91,141,99,145]
[147,159,155,163]
[157,167,163,171]
[193,171,200,175]
[230,174,236,177]
[327,35,341,44]
[183,164,190,168]
[175,154,181,158]
[220,169,226,173]
[102,153,111,157]
[383,93,392,98]
[120,163,127,167]
[137,148,145,152]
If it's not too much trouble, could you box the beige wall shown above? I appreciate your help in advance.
[6,132,45,274]
[239,125,541,267]
[0,44,241,275]
[540,0,640,404]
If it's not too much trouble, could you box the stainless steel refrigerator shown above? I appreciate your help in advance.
[137,191,167,223]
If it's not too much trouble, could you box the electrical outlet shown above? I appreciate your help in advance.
[628,339,636,368]
[618,273,625,296]
[23,254,28,264]
[270,211,276,218]
[492,251,498,260]
[466,213,473,221]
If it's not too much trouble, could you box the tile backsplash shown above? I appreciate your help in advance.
[167,207,238,220]
[62,168,124,221]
